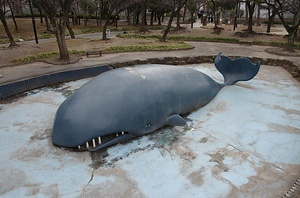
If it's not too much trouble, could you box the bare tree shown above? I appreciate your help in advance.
[101,0,133,40]
[148,0,170,26]
[206,0,235,31]
[245,0,256,33]
[28,0,39,44]
[6,0,18,30]
[233,0,241,30]
[160,0,188,42]
[266,3,276,33]
[256,1,261,26]
[37,0,75,61]
[0,0,17,47]
[80,0,97,27]
[140,0,148,31]
[265,0,300,50]
[186,0,197,28]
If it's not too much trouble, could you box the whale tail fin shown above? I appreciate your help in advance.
[214,52,260,86]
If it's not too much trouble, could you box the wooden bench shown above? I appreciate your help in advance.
[86,50,102,58]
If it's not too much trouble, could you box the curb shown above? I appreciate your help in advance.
[0,65,111,99]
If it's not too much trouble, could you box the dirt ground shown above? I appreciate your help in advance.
[0,37,169,67]
[0,18,299,67]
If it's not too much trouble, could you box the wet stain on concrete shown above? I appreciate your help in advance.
[13,121,24,126]
[30,129,52,142]
[228,163,300,198]
[209,151,229,172]
[90,150,109,169]
[40,184,60,198]
[205,101,227,119]
[89,124,191,168]
[25,183,41,196]
[200,137,209,143]
[12,146,46,162]
[188,170,204,186]
[268,122,300,135]
[90,142,154,168]
[0,168,33,195]
[83,168,145,197]
[261,103,300,116]
[236,83,256,90]
[53,85,78,97]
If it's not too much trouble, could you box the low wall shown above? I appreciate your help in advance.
[0,55,299,100]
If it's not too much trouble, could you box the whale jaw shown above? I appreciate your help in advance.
[53,131,134,152]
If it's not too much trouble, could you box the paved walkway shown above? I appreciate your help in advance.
[0,41,299,84]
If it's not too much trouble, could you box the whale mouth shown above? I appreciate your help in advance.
[76,131,130,151]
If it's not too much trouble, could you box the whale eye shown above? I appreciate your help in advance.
[145,124,152,128]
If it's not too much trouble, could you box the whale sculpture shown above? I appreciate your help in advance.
[52,53,260,151]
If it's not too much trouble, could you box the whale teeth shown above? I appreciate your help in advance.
[92,139,96,147]
[76,132,128,151]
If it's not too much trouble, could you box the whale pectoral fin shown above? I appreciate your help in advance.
[166,114,187,126]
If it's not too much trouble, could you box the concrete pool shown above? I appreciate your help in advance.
[0,64,299,197]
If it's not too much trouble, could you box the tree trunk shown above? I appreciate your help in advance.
[245,1,248,24]
[176,9,180,28]
[160,10,175,42]
[157,13,161,25]
[67,21,75,39]
[100,0,103,25]
[256,3,260,26]
[183,5,187,22]
[127,10,131,25]
[53,20,69,61]
[77,2,80,25]
[0,9,17,47]
[102,12,111,40]
[7,1,18,31]
[115,15,118,29]
[38,7,43,23]
[150,10,154,26]
[213,11,217,29]
[190,12,194,28]
[246,1,255,33]
[215,11,221,27]
[233,1,239,30]
[45,15,51,32]
[287,27,298,50]
[28,0,38,44]
[266,6,275,33]
[140,1,148,31]
[143,1,147,26]
[96,10,99,26]
[136,10,140,25]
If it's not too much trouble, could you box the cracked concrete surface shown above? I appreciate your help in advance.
[0,64,299,197]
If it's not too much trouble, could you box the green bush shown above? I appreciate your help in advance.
[117,33,300,49]
[40,33,53,39]
[103,43,193,53]
[0,38,9,44]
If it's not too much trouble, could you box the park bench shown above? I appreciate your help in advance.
[86,50,102,58]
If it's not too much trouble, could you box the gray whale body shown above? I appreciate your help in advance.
[52,53,260,151]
